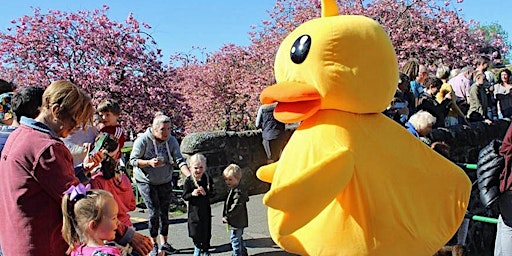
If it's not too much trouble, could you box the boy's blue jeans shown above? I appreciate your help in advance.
[193,246,211,256]
[193,246,201,256]
[230,228,246,256]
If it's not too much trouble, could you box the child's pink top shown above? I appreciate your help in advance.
[71,244,121,256]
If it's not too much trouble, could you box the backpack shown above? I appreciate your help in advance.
[476,139,505,208]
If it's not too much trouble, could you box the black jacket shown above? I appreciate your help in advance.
[477,139,504,208]
[223,185,249,229]
[417,92,451,128]
[256,105,285,141]
[183,174,215,242]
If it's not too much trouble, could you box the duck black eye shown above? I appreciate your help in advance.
[290,35,311,64]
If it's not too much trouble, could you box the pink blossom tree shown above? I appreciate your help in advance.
[171,44,274,133]
[0,6,188,135]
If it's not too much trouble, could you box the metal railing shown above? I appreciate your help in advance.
[457,162,498,225]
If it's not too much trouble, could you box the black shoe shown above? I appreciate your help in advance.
[161,242,178,254]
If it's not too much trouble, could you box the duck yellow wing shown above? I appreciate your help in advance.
[262,146,354,235]
[256,162,278,183]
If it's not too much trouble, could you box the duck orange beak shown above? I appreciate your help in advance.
[260,82,321,123]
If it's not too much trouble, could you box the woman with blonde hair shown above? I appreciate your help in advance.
[435,65,468,126]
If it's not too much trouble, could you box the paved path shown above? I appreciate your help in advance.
[130,193,296,255]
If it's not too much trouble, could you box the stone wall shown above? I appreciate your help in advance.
[181,119,511,255]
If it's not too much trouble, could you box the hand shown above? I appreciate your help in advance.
[129,232,153,255]
[197,186,206,196]
[193,187,206,196]
[155,157,165,167]
[148,158,164,168]
[83,151,103,172]
[222,217,228,223]
[89,167,100,177]
[82,142,92,152]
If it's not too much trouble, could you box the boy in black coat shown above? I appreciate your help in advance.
[222,164,249,256]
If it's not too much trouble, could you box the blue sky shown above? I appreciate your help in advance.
[0,1,510,61]
[0,0,275,61]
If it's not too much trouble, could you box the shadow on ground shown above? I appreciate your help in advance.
[168,238,296,255]
[247,238,298,255]
[208,238,297,255]
[133,217,187,231]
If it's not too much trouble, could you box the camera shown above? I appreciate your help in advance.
[90,133,119,156]
[90,133,120,180]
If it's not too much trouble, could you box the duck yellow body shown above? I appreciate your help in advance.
[256,1,471,255]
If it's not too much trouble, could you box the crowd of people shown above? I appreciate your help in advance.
[0,79,249,256]
[384,56,512,142]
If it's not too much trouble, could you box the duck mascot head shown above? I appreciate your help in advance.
[256,0,471,255]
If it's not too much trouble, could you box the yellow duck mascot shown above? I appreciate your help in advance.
[256,0,471,255]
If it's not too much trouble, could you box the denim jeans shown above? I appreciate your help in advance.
[136,182,172,238]
[193,246,201,256]
[230,228,246,256]
[193,246,211,256]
